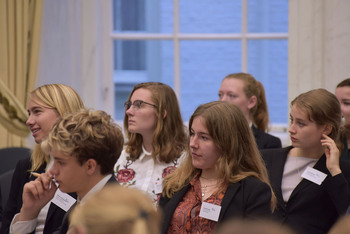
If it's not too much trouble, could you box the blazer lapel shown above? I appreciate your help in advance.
[268,147,291,206]
[288,154,328,202]
[218,183,240,221]
[161,184,191,234]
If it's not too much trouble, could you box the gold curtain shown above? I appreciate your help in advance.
[0,0,43,148]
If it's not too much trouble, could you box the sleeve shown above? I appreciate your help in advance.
[323,172,350,215]
[0,158,31,234]
[10,214,37,234]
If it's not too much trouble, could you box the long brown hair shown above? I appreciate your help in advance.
[223,73,269,131]
[162,101,276,209]
[123,82,188,163]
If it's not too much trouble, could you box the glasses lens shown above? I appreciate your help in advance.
[124,101,131,111]
[133,100,143,109]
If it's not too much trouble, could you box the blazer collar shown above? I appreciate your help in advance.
[218,183,241,221]
[161,184,191,234]
[288,154,328,202]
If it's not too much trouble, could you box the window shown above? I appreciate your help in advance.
[111,0,288,124]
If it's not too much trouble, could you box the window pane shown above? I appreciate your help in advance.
[180,40,241,120]
[248,39,288,123]
[248,0,288,33]
[179,0,241,33]
[113,0,173,33]
[114,40,174,119]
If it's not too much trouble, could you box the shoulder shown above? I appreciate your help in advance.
[12,157,32,179]
[260,146,291,158]
[252,126,282,149]
[238,176,269,190]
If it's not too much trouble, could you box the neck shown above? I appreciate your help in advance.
[77,173,106,200]
[290,146,324,159]
[201,169,219,181]
[142,134,153,153]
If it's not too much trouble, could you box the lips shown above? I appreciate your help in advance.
[290,136,297,142]
[31,128,40,136]
[191,152,201,158]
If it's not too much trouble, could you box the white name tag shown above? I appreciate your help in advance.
[199,202,221,222]
[51,189,76,212]
[301,166,327,185]
[154,180,163,194]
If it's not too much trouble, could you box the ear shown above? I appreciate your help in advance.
[163,110,167,119]
[85,159,98,175]
[323,124,332,136]
[247,95,257,110]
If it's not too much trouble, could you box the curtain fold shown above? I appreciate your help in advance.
[0,0,43,148]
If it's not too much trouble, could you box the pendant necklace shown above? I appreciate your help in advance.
[201,184,217,197]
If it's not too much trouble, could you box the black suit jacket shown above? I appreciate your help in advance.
[252,125,282,150]
[261,146,350,234]
[158,176,272,234]
[0,157,74,234]
[53,175,118,234]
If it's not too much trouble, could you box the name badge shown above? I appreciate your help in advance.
[154,180,163,194]
[51,189,76,212]
[199,202,221,222]
[301,166,327,185]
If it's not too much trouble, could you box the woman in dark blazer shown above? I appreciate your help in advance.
[261,89,350,234]
[0,84,84,234]
[218,73,282,149]
[159,101,275,234]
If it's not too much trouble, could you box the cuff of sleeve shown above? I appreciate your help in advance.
[323,173,348,190]
[10,213,37,234]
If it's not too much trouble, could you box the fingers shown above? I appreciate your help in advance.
[25,172,57,199]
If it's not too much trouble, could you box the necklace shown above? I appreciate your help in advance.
[201,184,217,197]
[200,175,217,181]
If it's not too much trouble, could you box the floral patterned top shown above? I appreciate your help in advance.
[167,173,226,234]
[114,146,186,204]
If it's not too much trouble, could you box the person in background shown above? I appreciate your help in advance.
[0,84,85,234]
[159,101,275,234]
[335,78,350,161]
[261,89,350,234]
[10,109,124,234]
[67,185,161,234]
[218,72,281,149]
[114,82,188,204]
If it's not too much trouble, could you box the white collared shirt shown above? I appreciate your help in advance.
[114,146,185,203]
[10,174,112,234]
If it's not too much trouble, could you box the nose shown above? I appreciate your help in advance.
[126,106,135,116]
[26,114,34,126]
[48,161,58,176]
[189,135,198,149]
[288,123,295,134]
[220,94,229,102]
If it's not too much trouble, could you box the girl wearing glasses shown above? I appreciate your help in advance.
[114,82,188,204]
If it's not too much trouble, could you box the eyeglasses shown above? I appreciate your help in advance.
[124,100,158,111]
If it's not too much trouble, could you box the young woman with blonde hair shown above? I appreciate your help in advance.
[1,84,85,234]
[159,101,275,234]
[261,88,350,234]
[218,73,281,149]
[114,82,188,203]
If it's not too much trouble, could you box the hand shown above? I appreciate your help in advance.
[321,134,342,176]
[18,172,58,221]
